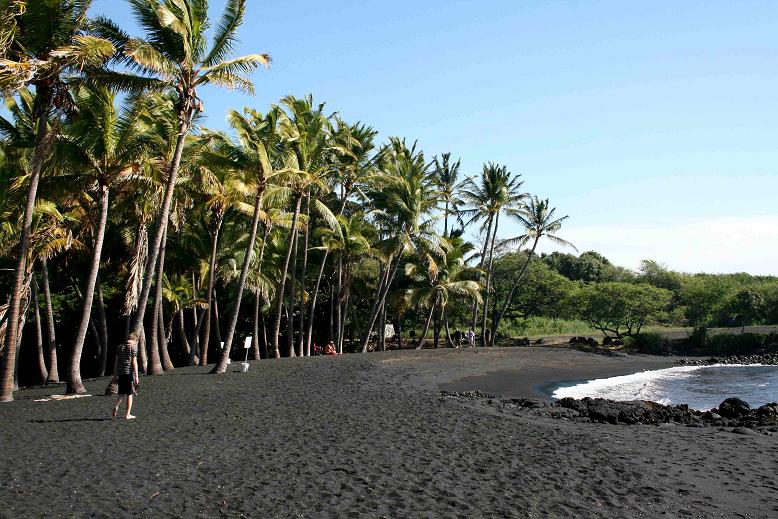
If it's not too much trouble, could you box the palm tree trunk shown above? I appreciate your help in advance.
[67,184,110,394]
[252,292,261,360]
[96,275,109,377]
[178,309,190,356]
[159,302,174,370]
[137,322,147,373]
[470,215,494,345]
[31,281,48,383]
[361,253,402,353]
[298,193,310,356]
[481,213,500,347]
[212,191,263,373]
[490,236,541,347]
[415,295,439,349]
[359,259,391,352]
[214,295,223,349]
[0,102,56,402]
[41,258,58,384]
[147,222,168,375]
[334,252,343,351]
[129,113,192,349]
[338,287,351,354]
[188,307,204,366]
[200,219,222,366]
[287,215,300,358]
[271,195,302,358]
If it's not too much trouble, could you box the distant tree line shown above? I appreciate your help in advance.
[488,251,778,338]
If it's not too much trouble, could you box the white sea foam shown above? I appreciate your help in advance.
[551,364,765,407]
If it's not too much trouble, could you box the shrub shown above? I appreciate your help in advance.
[624,332,671,355]
[707,333,765,355]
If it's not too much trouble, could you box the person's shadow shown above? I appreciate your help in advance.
[29,418,114,423]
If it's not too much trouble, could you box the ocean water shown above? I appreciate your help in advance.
[551,365,778,411]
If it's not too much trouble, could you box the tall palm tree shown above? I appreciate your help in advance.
[461,163,526,346]
[489,196,575,346]
[92,0,270,355]
[55,85,150,393]
[0,0,115,402]
[209,107,281,373]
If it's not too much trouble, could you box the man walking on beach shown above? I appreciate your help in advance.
[466,329,475,348]
[112,333,139,420]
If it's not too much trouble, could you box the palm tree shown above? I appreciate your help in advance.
[92,0,270,356]
[55,85,150,393]
[209,107,281,373]
[360,138,439,352]
[432,153,463,238]
[461,163,526,346]
[0,0,115,402]
[405,234,482,349]
[191,147,248,365]
[489,196,575,346]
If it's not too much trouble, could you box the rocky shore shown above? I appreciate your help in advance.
[441,391,778,435]
[679,353,778,366]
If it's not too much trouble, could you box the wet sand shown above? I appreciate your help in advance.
[0,347,775,518]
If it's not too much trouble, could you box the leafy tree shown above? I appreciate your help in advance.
[723,289,765,332]
[566,282,672,338]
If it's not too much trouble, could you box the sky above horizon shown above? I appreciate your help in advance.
[91,0,778,275]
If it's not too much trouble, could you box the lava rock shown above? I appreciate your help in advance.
[715,398,751,419]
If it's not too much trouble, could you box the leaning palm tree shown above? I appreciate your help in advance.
[208,107,282,373]
[54,85,151,393]
[489,196,575,346]
[0,0,115,402]
[92,0,270,353]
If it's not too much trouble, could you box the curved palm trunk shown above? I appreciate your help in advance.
[415,294,439,349]
[1,105,56,402]
[490,235,541,347]
[212,192,263,373]
[271,195,302,358]
[481,213,500,347]
[67,185,110,394]
[159,303,174,370]
[41,258,59,384]
[129,115,191,352]
[31,281,48,383]
[361,253,402,353]
[200,219,222,366]
[470,214,494,346]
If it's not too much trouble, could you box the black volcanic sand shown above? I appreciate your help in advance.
[1,347,776,518]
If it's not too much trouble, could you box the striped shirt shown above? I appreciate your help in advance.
[116,342,137,375]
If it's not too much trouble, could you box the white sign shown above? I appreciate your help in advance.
[243,336,252,350]
[384,324,395,339]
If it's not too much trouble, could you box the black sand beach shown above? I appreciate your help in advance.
[1,347,776,518]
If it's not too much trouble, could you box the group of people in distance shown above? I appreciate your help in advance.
[452,329,476,348]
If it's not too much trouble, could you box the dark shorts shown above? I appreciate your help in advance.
[117,374,135,395]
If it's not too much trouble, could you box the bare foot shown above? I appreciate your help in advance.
[124,414,136,420]
[112,407,118,419]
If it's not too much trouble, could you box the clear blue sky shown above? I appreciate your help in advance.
[92,0,778,275]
